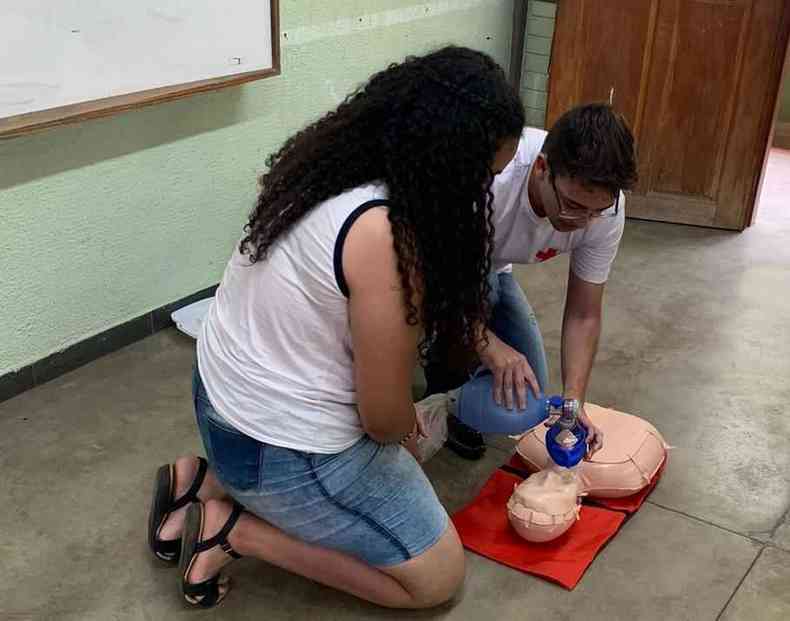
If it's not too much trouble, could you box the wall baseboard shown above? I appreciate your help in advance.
[775,121,790,150]
[0,284,217,404]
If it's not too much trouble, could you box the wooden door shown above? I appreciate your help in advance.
[546,0,790,230]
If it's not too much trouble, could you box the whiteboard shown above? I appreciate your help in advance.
[0,0,279,136]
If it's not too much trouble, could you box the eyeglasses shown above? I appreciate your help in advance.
[550,175,619,222]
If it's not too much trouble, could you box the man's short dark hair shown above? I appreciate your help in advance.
[543,103,638,196]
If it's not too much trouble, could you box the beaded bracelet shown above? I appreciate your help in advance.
[399,427,419,445]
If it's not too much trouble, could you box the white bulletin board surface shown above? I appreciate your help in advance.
[0,0,279,137]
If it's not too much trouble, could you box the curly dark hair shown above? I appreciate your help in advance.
[543,103,638,195]
[240,46,524,358]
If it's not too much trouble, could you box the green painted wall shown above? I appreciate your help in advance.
[0,0,514,375]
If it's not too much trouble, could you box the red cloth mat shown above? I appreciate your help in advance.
[506,454,666,514]
[452,469,625,590]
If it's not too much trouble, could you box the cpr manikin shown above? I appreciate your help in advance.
[507,398,588,542]
[506,461,583,542]
[414,369,668,543]
[515,403,668,499]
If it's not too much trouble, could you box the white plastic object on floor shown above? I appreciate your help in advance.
[171,297,214,339]
[413,392,450,463]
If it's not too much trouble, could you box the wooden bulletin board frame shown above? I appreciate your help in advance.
[0,0,280,139]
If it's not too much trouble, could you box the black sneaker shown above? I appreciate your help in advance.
[445,413,486,460]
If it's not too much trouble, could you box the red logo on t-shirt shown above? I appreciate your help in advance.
[536,248,559,262]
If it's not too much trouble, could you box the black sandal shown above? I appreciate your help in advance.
[147,456,208,564]
[445,414,487,460]
[179,501,244,608]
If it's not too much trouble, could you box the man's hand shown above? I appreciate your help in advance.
[478,331,540,410]
[577,405,603,459]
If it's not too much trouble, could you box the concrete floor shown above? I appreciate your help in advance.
[2,151,789,620]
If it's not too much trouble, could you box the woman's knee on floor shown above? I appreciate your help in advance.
[384,523,466,608]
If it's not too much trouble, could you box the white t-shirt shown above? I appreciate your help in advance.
[491,127,625,284]
[197,183,388,454]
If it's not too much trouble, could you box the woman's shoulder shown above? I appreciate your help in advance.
[340,202,398,294]
[321,182,389,214]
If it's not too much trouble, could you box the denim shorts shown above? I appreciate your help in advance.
[192,367,449,567]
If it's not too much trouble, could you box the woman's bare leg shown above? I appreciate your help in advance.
[186,498,465,609]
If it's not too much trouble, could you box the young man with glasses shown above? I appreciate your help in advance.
[425,103,638,460]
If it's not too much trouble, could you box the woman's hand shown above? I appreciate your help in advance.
[478,330,540,410]
[400,417,427,459]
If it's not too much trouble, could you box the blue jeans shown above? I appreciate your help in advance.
[485,271,549,392]
[448,273,548,436]
[425,271,549,396]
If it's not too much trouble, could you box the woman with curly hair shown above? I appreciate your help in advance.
[147,46,524,609]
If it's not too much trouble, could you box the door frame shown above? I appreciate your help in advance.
[751,27,790,224]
